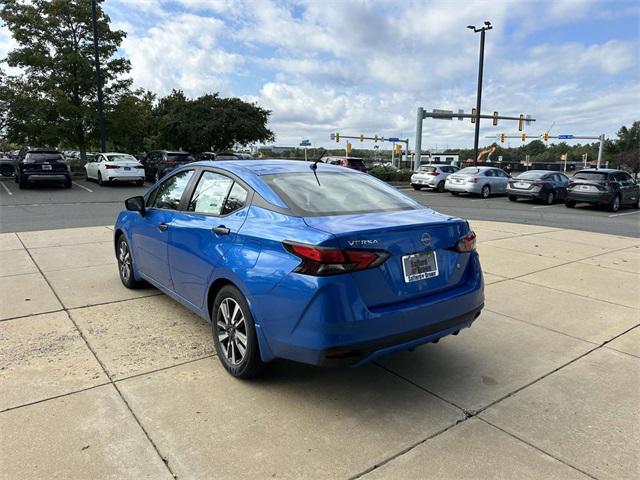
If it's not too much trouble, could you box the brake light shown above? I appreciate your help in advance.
[104,164,120,169]
[455,231,476,253]
[533,181,544,187]
[283,242,389,276]
[428,172,439,176]
[467,178,478,183]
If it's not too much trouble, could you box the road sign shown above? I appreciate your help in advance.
[558,135,573,139]
[387,137,399,142]
[432,109,454,120]
[300,139,311,146]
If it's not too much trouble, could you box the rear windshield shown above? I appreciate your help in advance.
[517,171,546,180]
[106,154,137,163]
[262,172,421,216]
[417,166,436,173]
[166,154,193,162]
[24,153,64,163]
[458,167,480,175]
[573,171,607,181]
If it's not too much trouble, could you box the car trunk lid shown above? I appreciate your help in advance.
[304,209,472,308]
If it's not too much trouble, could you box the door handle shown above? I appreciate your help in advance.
[212,226,230,235]
[157,223,168,232]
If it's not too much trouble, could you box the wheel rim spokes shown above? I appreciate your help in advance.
[118,242,130,281]
[217,298,247,366]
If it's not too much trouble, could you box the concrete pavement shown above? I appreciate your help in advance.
[1,222,639,479]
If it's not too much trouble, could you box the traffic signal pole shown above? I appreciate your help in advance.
[471,27,487,167]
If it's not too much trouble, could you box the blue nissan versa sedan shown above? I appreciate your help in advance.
[114,160,484,378]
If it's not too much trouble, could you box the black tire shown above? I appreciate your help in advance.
[136,179,144,187]
[412,185,422,191]
[450,191,459,196]
[508,195,518,202]
[0,165,14,177]
[436,181,445,193]
[97,172,104,186]
[212,285,264,379]
[481,185,491,199]
[546,190,555,205]
[634,196,639,209]
[18,176,27,189]
[608,194,621,213]
[84,169,90,181]
[565,200,576,208]
[64,177,72,189]
[116,234,144,289]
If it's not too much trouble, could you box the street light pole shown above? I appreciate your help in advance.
[91,0,107,153]
[468,21,492,167]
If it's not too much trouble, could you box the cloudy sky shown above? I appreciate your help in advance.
[4,0,640,149]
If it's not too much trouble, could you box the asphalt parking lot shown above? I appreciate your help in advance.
[1,221,638,479]
[1,177,639,237]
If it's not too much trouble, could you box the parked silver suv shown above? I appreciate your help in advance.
[410,164,460,192]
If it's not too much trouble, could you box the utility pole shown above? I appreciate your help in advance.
[91,0,106,153]
[414,107,424,171]
[468,21,493,166]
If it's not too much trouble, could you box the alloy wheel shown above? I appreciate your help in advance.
[217,298,248,366]
[118,240,132,283]
[547,191,555,205]
[481,185,490,198]
[611,195,620,212]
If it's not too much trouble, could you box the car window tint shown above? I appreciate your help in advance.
[222,183,249,215]
[263,172,421,215]
[574,171,607,181]
[484,170,494,177]
[151,170,194,210]
[188,171,233,215]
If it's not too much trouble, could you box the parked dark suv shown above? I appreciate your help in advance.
[142,150,194,182]
[565,169,639,212]
[15,148,71,189]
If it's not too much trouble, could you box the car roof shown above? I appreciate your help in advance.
[520,170,558,174]
[187,160,357,209]
[575,168,621,173]
[103,152,135,156]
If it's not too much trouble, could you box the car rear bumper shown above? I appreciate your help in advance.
[566,191,611,204]
[446,182,481,193]
[506,187,542,198]
[22,173,70,182]
[258,253,485,366]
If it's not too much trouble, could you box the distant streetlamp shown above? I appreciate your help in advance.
[468,21,492,166]
[91,0,106,153]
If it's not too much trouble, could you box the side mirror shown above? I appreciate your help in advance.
[125,196,146,215]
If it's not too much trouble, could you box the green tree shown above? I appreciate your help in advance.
[106,89,155,153]
[1,0,131,158]
[154,91,275,153]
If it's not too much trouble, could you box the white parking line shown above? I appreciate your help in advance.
[73,181,93,193]
[531,204,560,209]
[608,210,640,218]
[0,182,13,195]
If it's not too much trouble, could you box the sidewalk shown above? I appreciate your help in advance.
[1,222,639,479]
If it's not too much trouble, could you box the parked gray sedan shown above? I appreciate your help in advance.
[445,166,511,198]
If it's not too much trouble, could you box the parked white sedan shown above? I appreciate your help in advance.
[85,153,145,186]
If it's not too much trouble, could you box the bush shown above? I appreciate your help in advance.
[368,166,413,182]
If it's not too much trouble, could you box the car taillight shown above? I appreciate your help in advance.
[428,172,439,176]
[455,231,476,253]
[467,178,478,183]
[533,181,544,187]
[135,165,145,169]
[283,241,389,276]
[104,164,120,169]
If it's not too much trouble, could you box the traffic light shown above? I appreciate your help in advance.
[374,135,379,143]
[360,134,364,142]
[395,144,402,156]
[543,132,549,142]
[499,133,505,143]
[582,153,588,161]
[471,108,477,124]
[346,142,352,155]
[518,114,524,132]
[493,111,498,126]
[335,132,340,143]
[521,133,527,142]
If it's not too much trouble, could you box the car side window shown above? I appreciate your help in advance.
[485,170,494,177]
[187,171,233,215]
[222,183,249,215]
[150,170,194,210]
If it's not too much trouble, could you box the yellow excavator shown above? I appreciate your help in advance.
[466,146,496,165]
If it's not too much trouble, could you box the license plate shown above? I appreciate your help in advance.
[515,182,527,188]
[124,166,131,171]
[402,251,439,283]
[41,164,52,170]
[580,185,591,191]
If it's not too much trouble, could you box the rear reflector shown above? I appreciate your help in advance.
[283,241,389,276]
[455,231,476,253]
